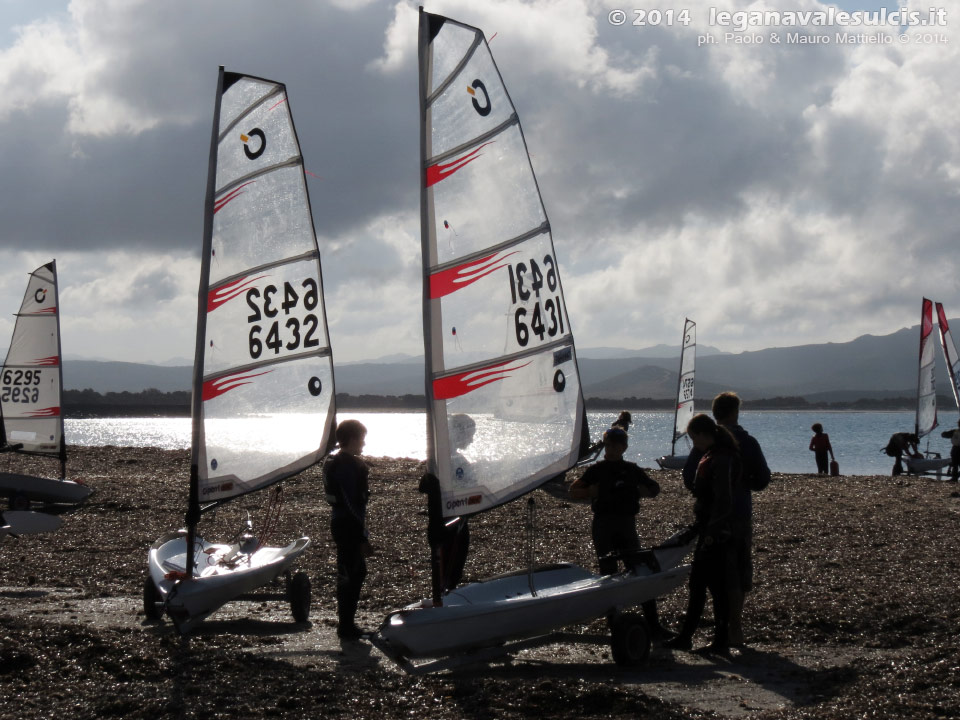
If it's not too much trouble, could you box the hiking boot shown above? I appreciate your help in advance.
[336,623,366,640]
[663,635,692,651]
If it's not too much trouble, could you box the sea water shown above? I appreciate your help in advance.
[64,410,942,476]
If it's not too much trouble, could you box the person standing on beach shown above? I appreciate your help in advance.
[678,391,770,649]
[665,413,741,654]
[809,423,835,474]
[323,419,372,640]
[940,420,960,482]
[569,426,672,639]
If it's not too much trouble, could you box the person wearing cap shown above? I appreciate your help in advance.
[569,426,672,639]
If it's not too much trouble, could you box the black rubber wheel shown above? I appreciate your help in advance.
[288,571,311,622]
[610,612,650,667]
[143,576,163,621]
[8,493,29,511]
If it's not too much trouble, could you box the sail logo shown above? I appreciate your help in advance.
[34,288,47,304]
[241,128,266,160]
[446,494,483,511]
[430,250,518,298]
[467,79,491,117]
[426,141,495,187]
[433,359,531,400]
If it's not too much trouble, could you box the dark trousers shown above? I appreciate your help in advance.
[332,520,366,627]
[429,518,469,601]
[815,450,829,474]
[951,446,960,481]
[676,543,733,646]
[892,449,904,476]
[592,514,660,628]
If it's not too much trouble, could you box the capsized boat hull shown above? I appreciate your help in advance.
[379,534,694,659]
[1,510,63,538]
[0,472,92,506]
[656,454,689,470]
[147,530,309,633]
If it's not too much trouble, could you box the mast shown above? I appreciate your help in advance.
[50,260,67,479]
[185,66,225,578]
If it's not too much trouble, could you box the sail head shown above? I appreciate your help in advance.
[1,262,64,456]
[420,11,588,519]
[193,70,336,504]
[935,302,960,411]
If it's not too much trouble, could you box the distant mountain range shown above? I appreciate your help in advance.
[17,323,952,403]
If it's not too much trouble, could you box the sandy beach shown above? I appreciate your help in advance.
[2,446,959,719]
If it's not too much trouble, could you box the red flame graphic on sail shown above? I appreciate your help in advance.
[426,142,495,187]
[433,359,531,400]
[203,369,272,401]
[208,275,268,312]
[35,307,57,314]
[24,407,60,417]
[30,356,59,366]
[430,251,517,299]
[937,302,949,333]
[214,181,256,214]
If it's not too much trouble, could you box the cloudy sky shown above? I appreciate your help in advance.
[0,0,957,365]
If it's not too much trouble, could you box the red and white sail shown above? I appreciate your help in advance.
[191,69,336,503]
[1,262,65,457]
[916,298,937,439]
[419,10,589,518]
[671,319,696,452]
[935,302,960,410]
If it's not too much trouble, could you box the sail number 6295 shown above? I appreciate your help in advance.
[245,279,321,360]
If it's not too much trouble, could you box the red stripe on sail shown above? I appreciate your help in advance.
[202,369,272,401]
[24,407,60,417]
[433,359,531,400]
[36,307,57,314]
[430,251,517,299]
[936,302,950,334]
[214,181,256,214]
[426,142,494,187]
[208,274,268,312]
[922,297,933,338]
[30,356,59,366]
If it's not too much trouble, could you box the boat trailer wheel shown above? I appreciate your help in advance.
[610,612,650,667]
[288,571,311,623]
[143,575,164,622]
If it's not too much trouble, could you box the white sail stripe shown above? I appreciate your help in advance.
[208,250,320,293]
[201,347,331,384]
[429,221,549,274]
[431,336,573,381]
[214,156,302,198]
[217,84,284,143]
[425,30,483,107]
[426,114,518,167]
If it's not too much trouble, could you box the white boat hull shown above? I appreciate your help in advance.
[0,472,92,506]
[656,454,689,470]
[903,456,952,476]
[379,534,694,659]
[147,530,309,633]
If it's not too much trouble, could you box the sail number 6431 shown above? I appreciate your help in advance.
[245,279,321,360]
[507,255,565,347]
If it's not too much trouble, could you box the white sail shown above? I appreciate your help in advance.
[916,297,937,439]
[1,262,65,459]
[419,11,588,518]
[192,69,336,503]
[935,302,960,410]
[672,319,696,452]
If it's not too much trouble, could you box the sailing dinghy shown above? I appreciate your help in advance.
[0,261,90,510]
[146,68,336,633]
[657,318,696,469]
[376,10,692,670]
[903,298,950,476]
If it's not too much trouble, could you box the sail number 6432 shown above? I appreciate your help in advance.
[245,279,321,360]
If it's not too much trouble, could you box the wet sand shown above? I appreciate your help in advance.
[2,446,959,719]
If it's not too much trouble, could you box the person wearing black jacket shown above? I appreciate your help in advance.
[323,419,372,640]
[569,426,672,639]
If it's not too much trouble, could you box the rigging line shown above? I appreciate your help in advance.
[218,85,285,143]
[432,336,573,382]
[215,156,302,198]
[208,249,320,291]
[425,30,483,107]
[425,114,518,167]
[429,221,549,275]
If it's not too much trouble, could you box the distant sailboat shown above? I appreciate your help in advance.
[657,318,695,470]
[904,298,949,475]
[0,261,91,510]
[145,68,336,632]
[375,9,693,670]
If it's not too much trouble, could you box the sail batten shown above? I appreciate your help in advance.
[190,67,336,511]
[420,10,587,519]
